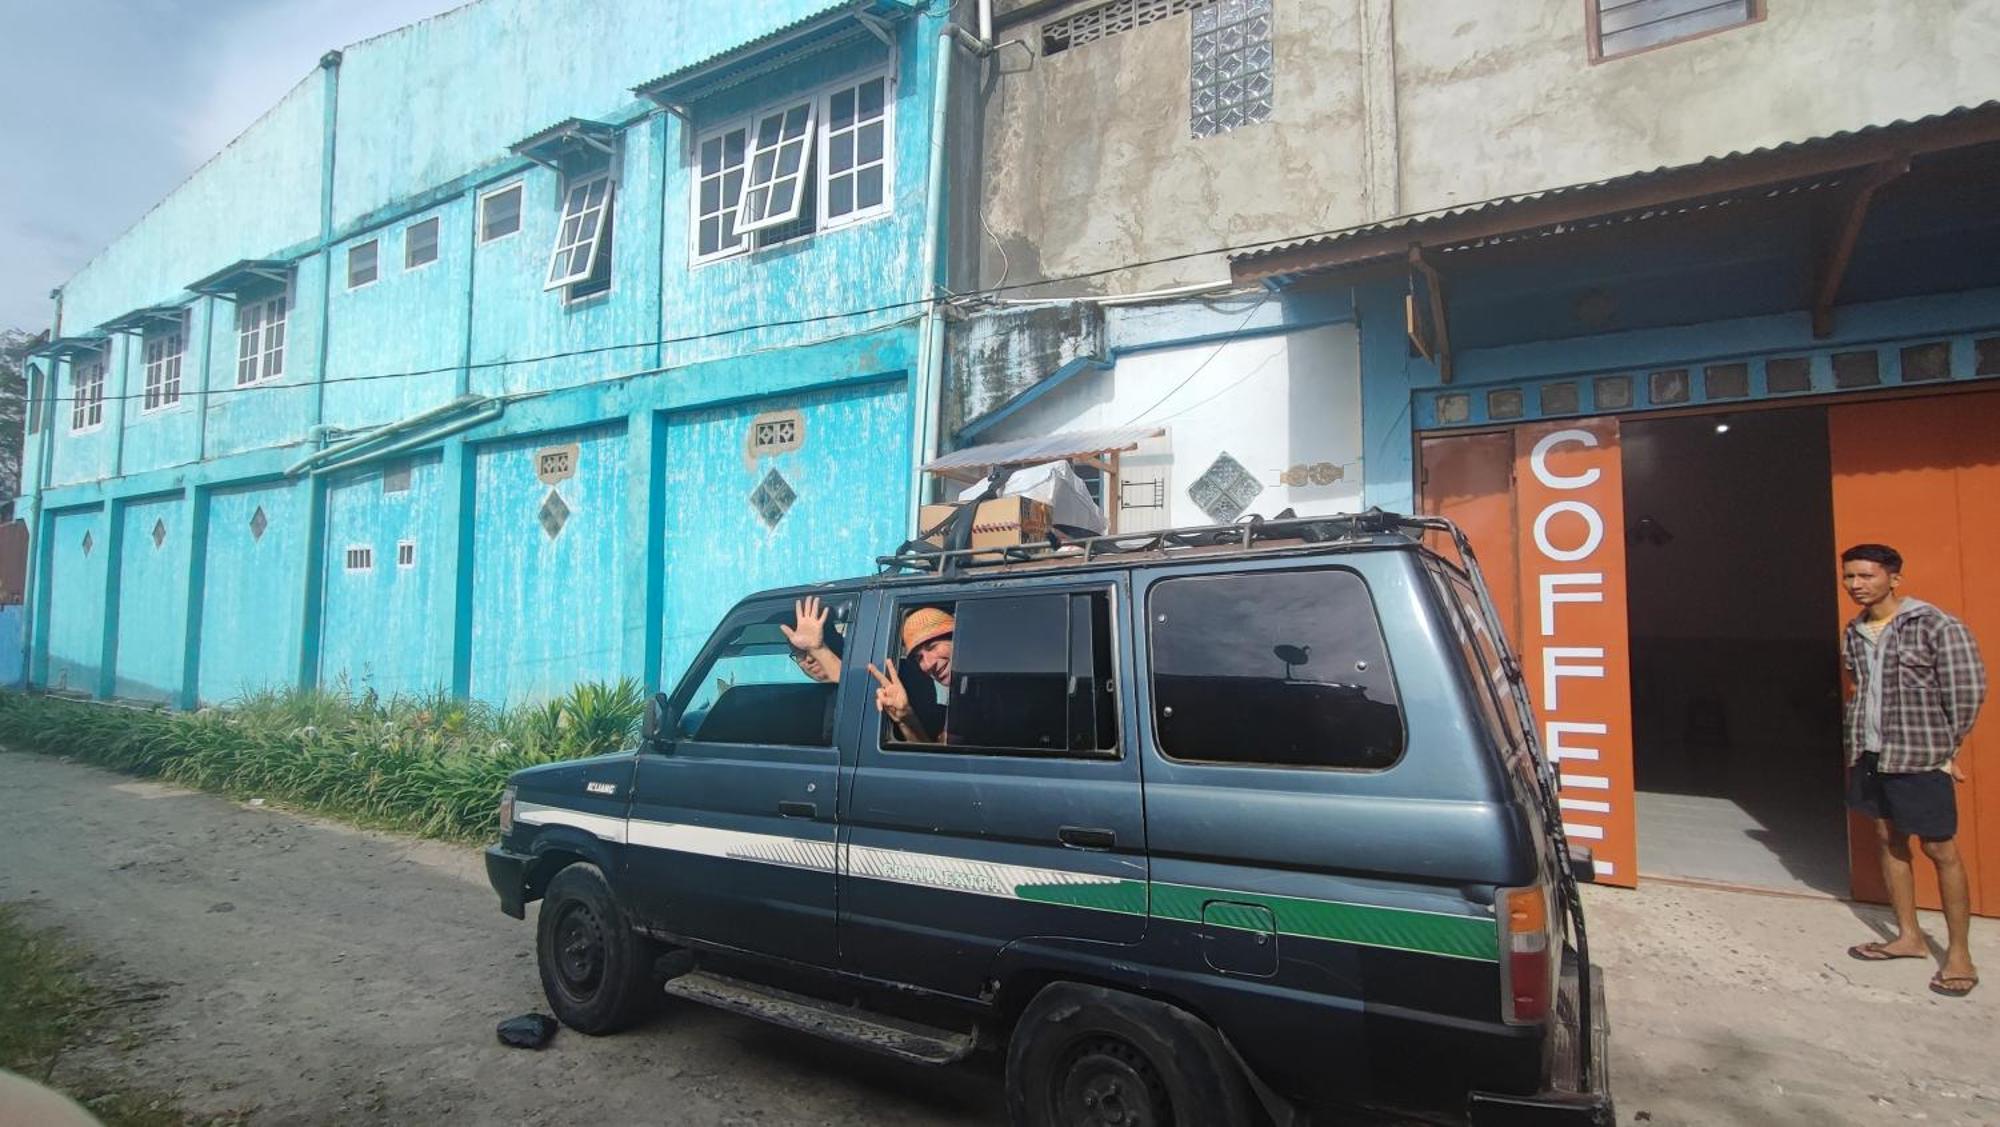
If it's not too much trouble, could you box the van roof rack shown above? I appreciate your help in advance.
[875,508,1438,575]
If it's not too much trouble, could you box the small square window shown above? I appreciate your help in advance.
[396,540,416,568]
[1435,393,1471,425]
[1592,0,1760,61]
[1704,363,1749,400]
[344,545,374,572]
[1976,337,2000,376]
[1832,351,1880,388]
[1593,375,1633,411]
[480,183,523,242]
[1765,357,1811,394]
[348,240,379,289]
[1649,369,1690,405]
[405,218,440,269]
[1899,342,1950,382]
[1539,382,1580,416]
[1487,388,1524,420]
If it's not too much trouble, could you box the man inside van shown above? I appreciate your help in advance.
[868,608,954,744]
[1839,544,1986,998]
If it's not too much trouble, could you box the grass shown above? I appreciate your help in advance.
[0,679,646,841]
[0,903,234,1126]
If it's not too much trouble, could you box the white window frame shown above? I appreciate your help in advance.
[690,122,752,265]
[236,291,288,386]
[687,66,896,267]
[544,173,615,291]
[735,100,818,234]
[344,544,374,573]
[348,239,379,289]
[818,73,894,230]
[396,540,417,569]
[405,216,441,270]
[479,181,524,243]
[140,315,187,414]
[70,350,107,434]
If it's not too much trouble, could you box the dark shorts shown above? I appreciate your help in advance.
[1847,753,1958,840]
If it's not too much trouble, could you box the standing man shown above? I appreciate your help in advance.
[1840,544,1986,997]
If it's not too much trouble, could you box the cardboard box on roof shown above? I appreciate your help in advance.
[918,497,1053,554]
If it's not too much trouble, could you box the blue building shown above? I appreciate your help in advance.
[17,0,979,706]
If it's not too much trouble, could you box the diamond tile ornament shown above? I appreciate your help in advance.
[81,531,94,557]
[151,519,167,549]
[1187,452,1264,523]
[750,468,797,529]
[249,506,269,541]
[538,489,571,540]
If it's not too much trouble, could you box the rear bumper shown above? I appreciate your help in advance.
[1468,958,1613,1126]
[486,845,531,919]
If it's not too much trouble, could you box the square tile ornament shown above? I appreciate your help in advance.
[1187,451,1264,523]
[751,468,798,529]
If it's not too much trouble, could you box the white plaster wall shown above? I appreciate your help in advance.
[979,321,1365,525]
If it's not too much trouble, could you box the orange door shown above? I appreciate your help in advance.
[1829,391,1999,915]
[1419,431,1520,643]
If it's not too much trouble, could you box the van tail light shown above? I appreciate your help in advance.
[499,785,517,836]
[1499,883,1555,1025]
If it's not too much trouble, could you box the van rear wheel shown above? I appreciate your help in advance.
[1006,983,1256,1127]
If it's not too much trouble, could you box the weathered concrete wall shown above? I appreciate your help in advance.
[976,0,2000,293]
[1391,0,2000,216]
[976,0,1370,294]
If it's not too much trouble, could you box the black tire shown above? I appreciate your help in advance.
[1005,982,1257,1127]
[534,862,656,1035]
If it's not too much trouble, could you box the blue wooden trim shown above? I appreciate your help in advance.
[95,497,127,700]
[296,476,328,689]
[178,486,212,709]
[441,437,477,699]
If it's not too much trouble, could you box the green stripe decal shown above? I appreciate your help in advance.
[1015,879,1150,915]
[1149,883,1501,962]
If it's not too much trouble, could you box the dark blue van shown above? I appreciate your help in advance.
[486,511,1613,1126]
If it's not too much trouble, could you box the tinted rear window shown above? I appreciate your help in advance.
[1149,569,1403,769]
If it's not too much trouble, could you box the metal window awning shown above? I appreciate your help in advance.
[187,258,293,298]
[509,118,622,169]
[102,305,188,335]
[923,425,1166,483]
[632,0,920,117]
[31,332,108,359]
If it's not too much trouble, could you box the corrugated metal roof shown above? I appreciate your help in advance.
[186,259,293,298]
[925,426,1166,475]
[633,0,921,108]
[1232,101,2000,278]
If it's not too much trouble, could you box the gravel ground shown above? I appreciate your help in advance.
[2,749,1994,1126]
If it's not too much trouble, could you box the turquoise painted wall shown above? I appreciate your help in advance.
[198,482,311,704]
[43,508,108,694]
[657,378,912,686]
[318,455,451,697]
[112,496,192,703]
[469,425,629,703]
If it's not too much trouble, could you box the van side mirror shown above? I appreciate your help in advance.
[642,692,671,747]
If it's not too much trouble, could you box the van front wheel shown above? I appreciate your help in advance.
[1005,983,1256,1127]
[535,862,655,1035]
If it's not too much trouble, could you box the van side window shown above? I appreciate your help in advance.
[1150,569,1403,769]
[886,591,1117,756]
[676,598,854,748]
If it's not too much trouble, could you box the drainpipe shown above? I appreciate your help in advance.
[284,394,488,476]
[194,296,214,462]
[306,402,505,478]
[311,51,342,436]
[911,7,993,531]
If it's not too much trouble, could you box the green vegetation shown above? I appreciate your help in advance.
[0,680,646,840]
[0,904,226,1126]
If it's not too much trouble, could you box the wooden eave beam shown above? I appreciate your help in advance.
[1811,157,1909,338]
[1233,109,2000,285]
[1408,244,1453,384]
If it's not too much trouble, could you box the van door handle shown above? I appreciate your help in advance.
[1059,826,1116,851]
[779,801,816,819]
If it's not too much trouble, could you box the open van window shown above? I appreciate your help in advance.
[881,592,1118,757]
[1149,568,1404,769]
[677,598,853,747]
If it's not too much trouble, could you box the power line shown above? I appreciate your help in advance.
[25,187,1489,408]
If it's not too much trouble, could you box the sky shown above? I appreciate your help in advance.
[0,0,465,333]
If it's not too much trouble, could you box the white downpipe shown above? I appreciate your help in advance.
[978,0,993,46]
[911,19,958,535]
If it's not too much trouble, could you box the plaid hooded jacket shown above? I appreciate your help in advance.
[1844,599,1988,772]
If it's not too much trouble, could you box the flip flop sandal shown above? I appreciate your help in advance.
[1929,973,1978,998]
[1848,942,1923,961]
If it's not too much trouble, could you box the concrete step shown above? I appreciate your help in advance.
[661,970,978,1066]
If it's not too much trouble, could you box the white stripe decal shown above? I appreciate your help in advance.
[624,819,838,873]
[1563,822,1606,840]
[845,843,1129,901]
[515,802,628,844]
[1558,797,1612,814]
[1558,774,1611,790]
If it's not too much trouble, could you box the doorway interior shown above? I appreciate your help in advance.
[1622,405,1849,895]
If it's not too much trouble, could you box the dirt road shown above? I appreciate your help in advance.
[3,749,1996,1125]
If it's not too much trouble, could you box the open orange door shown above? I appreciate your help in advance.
[1829,391,1998,915]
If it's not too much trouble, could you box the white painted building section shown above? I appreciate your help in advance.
[975,322,1364,530]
